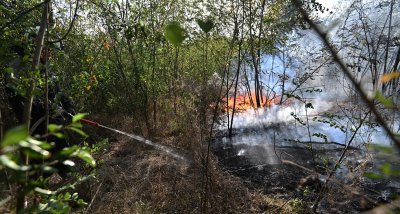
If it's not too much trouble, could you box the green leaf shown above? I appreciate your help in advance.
[71,122,83,129]
[197,19,214,33]
[38,203,48,211]
[41,166,57,173]
[58,146,79,157]
[374,91,394,108]
[77,199,87,206]
[363,172,384,179]
[380,163,392,175]
[1,126,28,147]
[19,141,50,158]
[72,193,78,200]
[64,192,71,200]
[62,160,75,167]
[164,22,186,46]
[48,124,62,133]
[0,155,30,171]
[30,139,53,150]
[66,127,88,137]
[53,132,65,139]
[34,187,54,195]
[27,138,43,146]
[72,113,87,123]
[73,150,96,167]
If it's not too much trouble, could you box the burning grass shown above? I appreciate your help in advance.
[223,92,280,112]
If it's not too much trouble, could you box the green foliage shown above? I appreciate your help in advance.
[72,113,88,123]
[164,22,186,46]
[287,198,304,213]
[363,172,384,179]
[290,112,306,125]
[1,126,28,147]
[197,19,214,33]
[84,138,109,154]
[312,132,328,143]
[0,119,96,212]
[364,145,400,180]
[38,174,96,213]
[374,91,394,108]
[314,117,346,133]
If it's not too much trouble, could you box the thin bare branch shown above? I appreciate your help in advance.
[292,0,400,151]
[0,0,51,33]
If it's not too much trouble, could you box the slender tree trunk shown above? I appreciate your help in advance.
[382,0,395,94]
[173,47,179,115]
[44,44,50,138]
[0,109,3,141]
[229,43,242,137]
[150,1,157,132]
[23,3,49,129]
[391,47,400,93]
[280,51,287,105]
[18,2,49,212]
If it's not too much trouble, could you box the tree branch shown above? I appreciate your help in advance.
[49,0,79,43]
[292,0,400,151]
[0,0,51,33]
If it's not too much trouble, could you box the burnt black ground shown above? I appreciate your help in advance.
[211,130,400,213]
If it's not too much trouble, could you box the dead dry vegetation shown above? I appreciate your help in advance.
[79,112,300,214]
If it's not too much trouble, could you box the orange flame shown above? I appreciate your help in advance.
[223,92,280,112]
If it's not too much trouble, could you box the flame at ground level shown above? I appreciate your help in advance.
[223,92,280,112]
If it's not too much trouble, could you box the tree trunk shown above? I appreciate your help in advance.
[17,2,49,212]
[229,43,242,137]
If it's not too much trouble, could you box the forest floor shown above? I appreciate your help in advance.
[212,128,400,213]
[73,114,400,213]
[80,121,307,213]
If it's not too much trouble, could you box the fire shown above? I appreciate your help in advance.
[224,92,280,112]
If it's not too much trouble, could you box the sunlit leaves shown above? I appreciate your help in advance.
[374,91,394,108]
[363,172,384,179]
[197,19,214,33]
[34,187,54,195]
[1,126,27,147]
[0,155,30,171]
[62,160,75,167]
[72,113,87,123]
[67,126,88,137]
[19,140,50,158]
[164,22,186,46]
[58,146,96,167]
[73,150,96,167]
[48,124,62,134]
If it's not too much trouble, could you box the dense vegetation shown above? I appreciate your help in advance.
[0,0,399,213]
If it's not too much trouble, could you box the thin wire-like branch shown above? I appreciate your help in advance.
[49,0,79,43]
[292,0,400,151]
[84,182,103,214]
[0,0,51,33]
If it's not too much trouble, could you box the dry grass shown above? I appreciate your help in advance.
[84,113,299,214]
[82,94,311,214]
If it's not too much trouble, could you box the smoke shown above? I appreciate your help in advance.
[218,96,393,148]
